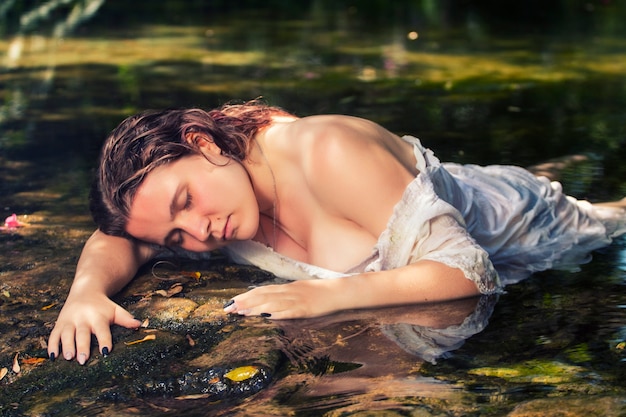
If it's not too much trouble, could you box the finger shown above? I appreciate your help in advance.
[93,320,113,358]
[59,325,77,361]
[47,327,61,361]
[113,305,142,329]
[75,325,92,365]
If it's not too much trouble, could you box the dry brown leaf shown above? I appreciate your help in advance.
[41,303,57,311]
[140,319,150,328]
[0,367,8,381]
[186,334,195,347]
[12,353,20,373]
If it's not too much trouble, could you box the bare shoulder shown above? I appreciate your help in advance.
[268,115,415,234]
[270,114,414,170]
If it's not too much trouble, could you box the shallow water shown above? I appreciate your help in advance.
[1,1,625,416]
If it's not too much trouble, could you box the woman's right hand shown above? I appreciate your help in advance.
[47,230,155,364]
[47,290,141,365]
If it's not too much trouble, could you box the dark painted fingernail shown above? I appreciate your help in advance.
[223,299,235,308]
[49,352,55,362]
[260,312,272,318]
[102,347,109,357]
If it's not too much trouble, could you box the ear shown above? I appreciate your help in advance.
[184,132,222,156]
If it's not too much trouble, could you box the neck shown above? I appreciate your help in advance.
[246,138,278,247]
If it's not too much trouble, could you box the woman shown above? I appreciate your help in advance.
[48,101,626,365]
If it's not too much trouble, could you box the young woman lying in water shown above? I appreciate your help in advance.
[48,101,626,364]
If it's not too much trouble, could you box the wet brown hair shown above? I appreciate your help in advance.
[90,100,292,238]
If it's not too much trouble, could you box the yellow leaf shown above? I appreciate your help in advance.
[224,366,260,382]
[0,368,7,381]
[41,303,57,311]
[124,334,156,346]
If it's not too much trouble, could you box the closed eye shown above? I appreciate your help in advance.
[184,192,192,210]
[165,229,184,247]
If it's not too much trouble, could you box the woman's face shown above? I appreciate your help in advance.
[126,154,260,252]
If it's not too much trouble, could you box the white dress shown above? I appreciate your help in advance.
[225,136,626,291]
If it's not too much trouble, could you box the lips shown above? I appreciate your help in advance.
[222,216,231,240]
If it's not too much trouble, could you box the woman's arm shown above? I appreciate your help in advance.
[48,230,156,364]
[225,260,480,319]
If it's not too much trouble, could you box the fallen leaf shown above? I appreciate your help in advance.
[2,290,9,298]
[175,394,210,400]
[12,353,20,373]
[39,337,48,349]
[0,368,7,381]
[140,319,150,328]
[41,303,57,311]
[182,271,201,280]
[153,283,184,298]
[224,366,260,382]
[124,334,156,346]
[21,358,46,365]
[616,341,625,350]
[186,334,195,347]
[166,283,183,296]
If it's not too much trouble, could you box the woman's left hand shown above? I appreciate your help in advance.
[224,279,343,319]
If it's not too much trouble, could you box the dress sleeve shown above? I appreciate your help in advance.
[365,173,501,295]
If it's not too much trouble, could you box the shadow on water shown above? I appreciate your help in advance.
[1,0,626,415]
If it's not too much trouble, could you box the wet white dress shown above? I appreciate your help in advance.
[224,136,626,292]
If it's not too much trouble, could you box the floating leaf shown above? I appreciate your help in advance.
[124,334,156,346]
[616,341,626,350]
[12,353,20,373]
[41,303,57,311]
[224,366,260,382]
[0,368,7,381]
[186,334,195,347]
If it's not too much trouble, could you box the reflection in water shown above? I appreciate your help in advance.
[1,0,105,125]
[251,296,497,414]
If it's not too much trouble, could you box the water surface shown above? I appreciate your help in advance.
[1,1,625,416]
